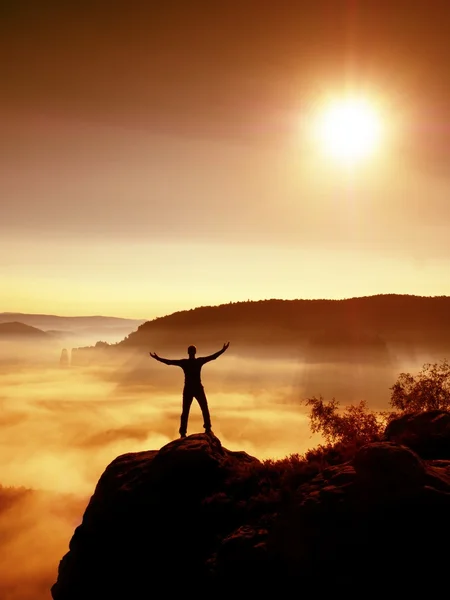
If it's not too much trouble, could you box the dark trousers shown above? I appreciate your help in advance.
[179,385,212,436]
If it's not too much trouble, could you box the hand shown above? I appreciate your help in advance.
[149,352,159,359]
[222,342,230,351]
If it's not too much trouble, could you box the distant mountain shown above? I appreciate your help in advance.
[0,321,52,339]
[0,313,146,331]
[115,294,450,362]
[0,313,147,346]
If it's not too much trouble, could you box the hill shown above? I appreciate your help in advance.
[0,313,147,346]
[0,313,146,331]
[0,321,52,339]
[115,294,450,361]
[52,410,450,597]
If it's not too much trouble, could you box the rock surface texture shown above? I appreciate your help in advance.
[53,414,450,598]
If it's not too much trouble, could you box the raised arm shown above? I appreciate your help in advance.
[149,352,181,366]
[201,342,230,364]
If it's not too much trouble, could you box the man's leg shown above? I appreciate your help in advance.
[195,386,212,432]
[179,388,194,437]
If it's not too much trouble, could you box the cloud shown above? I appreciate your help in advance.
[74,424,160,449]
[0,487,85,600]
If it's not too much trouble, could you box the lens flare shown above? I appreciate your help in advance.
[315,97,382,162]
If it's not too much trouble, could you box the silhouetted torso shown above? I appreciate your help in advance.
[174,358,208,388]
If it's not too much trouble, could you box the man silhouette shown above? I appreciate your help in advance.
[149,342,230,438]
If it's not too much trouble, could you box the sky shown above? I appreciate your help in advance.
[2,0,450,319]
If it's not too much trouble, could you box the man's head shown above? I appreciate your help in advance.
[187,345,196,358]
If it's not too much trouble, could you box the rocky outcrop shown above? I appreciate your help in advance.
[270,441,450,593]
[385,409,450,458]
[52,418,450,598]
[51,434,258,599]
[59,349,69,367]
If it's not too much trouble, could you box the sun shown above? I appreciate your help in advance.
[314,97,382,162]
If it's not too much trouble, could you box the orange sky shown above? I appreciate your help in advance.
[2,1,450,319]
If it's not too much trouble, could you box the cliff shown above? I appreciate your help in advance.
[52,411,450,598]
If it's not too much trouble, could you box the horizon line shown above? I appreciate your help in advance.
[2,292,449,322]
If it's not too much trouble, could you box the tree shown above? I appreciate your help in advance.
[389,358,450,413]
[304,396,387,445]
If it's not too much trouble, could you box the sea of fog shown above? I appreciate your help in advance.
[0,351,429,599]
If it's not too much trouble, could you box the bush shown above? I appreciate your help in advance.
[389,358,450,413]
[304,396,387,445]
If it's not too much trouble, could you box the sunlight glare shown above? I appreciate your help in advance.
[315,97,382,163]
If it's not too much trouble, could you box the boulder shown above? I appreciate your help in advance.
[353,441,425,492]
[385,410,450,458]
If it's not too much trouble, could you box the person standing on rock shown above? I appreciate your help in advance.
[149,342,230,438]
